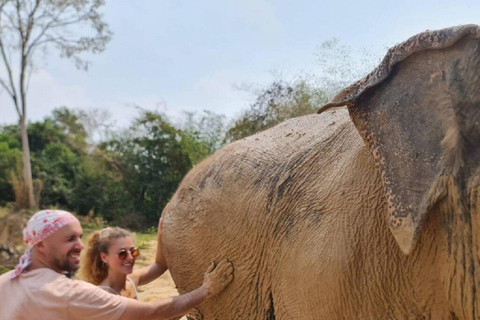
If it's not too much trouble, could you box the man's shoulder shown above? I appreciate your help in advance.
[1,268,66,290]
[23,268,64,282]
[0,270,13,283]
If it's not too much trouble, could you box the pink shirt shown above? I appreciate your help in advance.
[0,268,128,320]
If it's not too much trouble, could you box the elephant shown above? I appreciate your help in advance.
[161,24,480,319]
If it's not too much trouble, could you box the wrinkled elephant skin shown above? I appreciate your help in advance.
[161,25,480,319]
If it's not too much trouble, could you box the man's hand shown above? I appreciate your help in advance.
[201,259,234,298]
[120,259,234,320]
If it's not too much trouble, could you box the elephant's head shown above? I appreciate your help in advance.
[319,25,480,255]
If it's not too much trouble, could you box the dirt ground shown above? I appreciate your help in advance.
[134,240,188,320]
[134,239,179,301]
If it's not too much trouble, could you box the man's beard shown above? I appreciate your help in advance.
[55,249,81,273]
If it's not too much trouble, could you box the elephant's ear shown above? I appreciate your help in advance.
[319,25,480,254]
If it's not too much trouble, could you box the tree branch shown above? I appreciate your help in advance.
[15,0,24,42]
[0,35,20,115]
[4,11,18,30]
[0,3,18,108]
[25,3,68,57]
[24,0,40,45]
[0,76,14,97]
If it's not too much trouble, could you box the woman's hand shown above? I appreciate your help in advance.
[155,217,168,270]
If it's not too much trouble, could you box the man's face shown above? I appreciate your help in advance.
[41,220,84,273]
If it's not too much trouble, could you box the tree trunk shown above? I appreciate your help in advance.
[19,116,35,209]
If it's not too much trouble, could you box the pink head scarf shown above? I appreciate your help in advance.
[10,209,79,279]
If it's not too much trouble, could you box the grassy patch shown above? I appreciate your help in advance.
[134,232,157,250]
[0,265,11,275]
[0,207,9,219]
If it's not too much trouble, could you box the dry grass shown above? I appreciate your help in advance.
[10,171,28,210]
[9,156,43,210]
[0,207,9,220]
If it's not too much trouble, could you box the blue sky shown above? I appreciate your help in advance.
[2,0,480,128]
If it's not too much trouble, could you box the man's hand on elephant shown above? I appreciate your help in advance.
[201,259,234,298]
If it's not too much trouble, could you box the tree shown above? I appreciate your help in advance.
[0,130,21,204]
[179,110,228,160]
[0,0,112,208]
[226,78,327,142]
[0,108,87,208]
[77,107,115,144]
[101,111,194,227]
[49,107,88,153]
[34,141,82,207]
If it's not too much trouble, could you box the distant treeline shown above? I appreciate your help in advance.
[0,78,330,229]
[1,37,383,229]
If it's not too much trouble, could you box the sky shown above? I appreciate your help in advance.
[1,0,480,129]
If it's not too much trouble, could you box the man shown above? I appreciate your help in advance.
[0,210,234,320]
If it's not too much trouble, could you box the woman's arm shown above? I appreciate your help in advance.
[130,217,168,286]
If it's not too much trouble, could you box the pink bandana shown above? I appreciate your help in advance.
[10,210,79,279]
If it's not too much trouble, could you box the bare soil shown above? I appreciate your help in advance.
[134,240,188,320]
[134,239,180,301]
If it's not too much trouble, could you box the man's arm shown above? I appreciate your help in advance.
[119,259,234,320]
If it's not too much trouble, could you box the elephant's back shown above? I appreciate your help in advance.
[161,108,369,318]
[188,107,358,193]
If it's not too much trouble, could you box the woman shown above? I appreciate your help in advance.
[80,219,167,299]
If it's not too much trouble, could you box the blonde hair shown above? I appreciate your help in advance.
[79,227,132,285]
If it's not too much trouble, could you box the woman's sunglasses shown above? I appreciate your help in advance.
[117,247,140,260]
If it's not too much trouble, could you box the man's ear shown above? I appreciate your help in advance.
[34,240,48,255]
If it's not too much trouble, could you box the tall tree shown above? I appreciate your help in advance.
[179,110,228,158]
[102,111,194,227]
[0,0,112,208]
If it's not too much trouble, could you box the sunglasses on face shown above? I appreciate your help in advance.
[117,247,140,260]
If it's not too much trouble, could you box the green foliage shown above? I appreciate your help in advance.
[180,110,228,157]
[0,132,22,204]
[134,231,157,250]
[0,108,98,211]
[33,142,83,208]
[70,154,132,223]
[102,111,194,226]
[49,107,88,153]
[0,107,210,229]
[178,132,210,166]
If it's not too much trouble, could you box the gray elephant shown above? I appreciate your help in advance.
[161,25,480,319]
